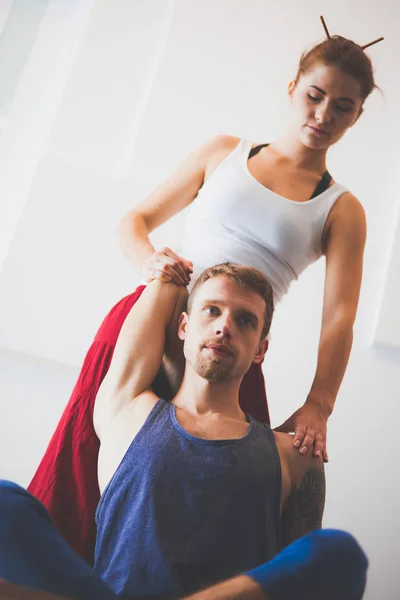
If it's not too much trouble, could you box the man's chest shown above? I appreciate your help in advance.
[175,409,250,440]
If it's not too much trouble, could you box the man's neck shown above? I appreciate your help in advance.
[172,369,246,421]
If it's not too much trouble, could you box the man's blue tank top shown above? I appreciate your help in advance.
[94,399,282,599]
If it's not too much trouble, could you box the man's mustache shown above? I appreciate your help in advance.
[203,339,236,357]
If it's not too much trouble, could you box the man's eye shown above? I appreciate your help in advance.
[205,306,219,316]
[239,315,253,327]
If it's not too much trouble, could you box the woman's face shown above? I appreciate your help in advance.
[288,63,364,150]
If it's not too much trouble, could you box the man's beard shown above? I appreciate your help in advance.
[194,352,237,383]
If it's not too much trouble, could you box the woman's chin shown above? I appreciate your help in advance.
[301,131,331,151]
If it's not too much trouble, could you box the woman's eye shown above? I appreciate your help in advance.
[336,105,351,113]
[308,94,320,102]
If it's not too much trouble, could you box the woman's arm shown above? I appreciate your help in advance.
[276,193,367,461]
[303,194,367,455]
[118,135,240,284]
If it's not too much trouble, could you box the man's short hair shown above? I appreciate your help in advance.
[187,263,274,339]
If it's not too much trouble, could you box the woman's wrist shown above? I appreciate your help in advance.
[305,393,334,418]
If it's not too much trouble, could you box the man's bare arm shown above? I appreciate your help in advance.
[280,458,326,549]
[94,280,187,438]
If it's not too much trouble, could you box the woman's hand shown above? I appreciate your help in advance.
[274,401,329,463]
[143,246,193,286]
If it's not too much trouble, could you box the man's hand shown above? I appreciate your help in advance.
[274,401,329,463]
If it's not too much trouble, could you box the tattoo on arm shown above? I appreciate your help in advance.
[280,465,326,549]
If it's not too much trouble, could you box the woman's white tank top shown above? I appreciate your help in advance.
[180,139,348,302]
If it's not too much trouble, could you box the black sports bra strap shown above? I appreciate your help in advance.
[311,170,332,198]
[248,143,269,159]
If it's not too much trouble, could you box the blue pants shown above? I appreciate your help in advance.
[0,481,367,599]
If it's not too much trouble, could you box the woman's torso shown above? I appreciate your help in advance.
[180,138,348,301]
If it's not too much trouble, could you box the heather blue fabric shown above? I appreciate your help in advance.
[94,398,282,599]
[0,481,115,600]
[247,528,368,600]
[0,478,368,600]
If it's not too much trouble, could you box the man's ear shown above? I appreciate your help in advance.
[252,338,269,365]
[177,312,189,341]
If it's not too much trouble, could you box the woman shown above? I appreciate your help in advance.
[28,19,382,564]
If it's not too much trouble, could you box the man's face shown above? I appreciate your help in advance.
[178,276,268,383]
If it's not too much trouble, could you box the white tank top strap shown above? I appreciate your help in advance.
[240,139,254,161]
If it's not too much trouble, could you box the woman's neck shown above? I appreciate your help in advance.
[271,130,329,173]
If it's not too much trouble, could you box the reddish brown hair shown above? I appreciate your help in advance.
[295,36,378,102]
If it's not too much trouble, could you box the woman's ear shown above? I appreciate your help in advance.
[351,104,364,126]
[288,79,296,98]
[177,312,189,341]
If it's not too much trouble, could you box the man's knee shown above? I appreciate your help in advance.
[309,528,369,585]
[313,529,368,566]
[247,529,368,600]
[0,480,48,529]
[0,480,28,503]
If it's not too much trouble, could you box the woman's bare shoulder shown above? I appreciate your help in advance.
[203,134,242,179]
[324,189,366,243]
[203,134,242,159]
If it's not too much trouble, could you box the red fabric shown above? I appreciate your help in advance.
[28,285,270,565]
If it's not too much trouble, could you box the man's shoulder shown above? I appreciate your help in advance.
[273,431,324,504]
[273,432,326,547]
[273,431,323,469]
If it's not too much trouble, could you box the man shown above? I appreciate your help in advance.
[0,264,367,599]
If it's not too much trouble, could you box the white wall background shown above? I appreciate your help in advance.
[0,0,399,597]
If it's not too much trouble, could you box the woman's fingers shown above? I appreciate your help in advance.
[161,247,193,278]
[298,431,327,459]
[156,250,189,283]
[293,426,306,450]
[150,257,187,285]
[162,246,190,265]
[144,247,193,286]
[153,271,173,283]
[149,265,183,285]
[313,433,324,459]
[299,430,315,455]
